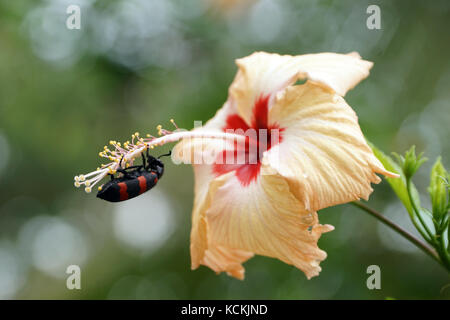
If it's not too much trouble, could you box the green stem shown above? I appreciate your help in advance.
[406,179,436,244]
[350,201,442,267]
[437,232,450,270]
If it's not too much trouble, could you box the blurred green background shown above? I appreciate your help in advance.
[0,0,449,299]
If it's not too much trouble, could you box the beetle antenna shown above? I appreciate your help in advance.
[158,150,172,159]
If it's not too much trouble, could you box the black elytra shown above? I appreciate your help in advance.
[96,149,171,202]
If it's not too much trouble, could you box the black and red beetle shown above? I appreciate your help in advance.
[97,149,171,202]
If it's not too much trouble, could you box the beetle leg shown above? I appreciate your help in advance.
[141,151,146,168]
[117,166,144,177]
[117,168,133,179]
[121,165,143,171]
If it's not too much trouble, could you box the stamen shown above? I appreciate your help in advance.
[170,119,179,129]
[74,122,246,193]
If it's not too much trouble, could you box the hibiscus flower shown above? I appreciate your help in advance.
[173,51,398,280]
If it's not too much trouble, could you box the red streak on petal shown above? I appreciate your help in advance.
[251,95,269,130]
[213,95,283,187]
[235,163,261,187]
[226,114,250,131]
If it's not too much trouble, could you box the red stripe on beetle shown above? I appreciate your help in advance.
[138,176,147,194]
[118,182,128,201]
[151,172,158,184]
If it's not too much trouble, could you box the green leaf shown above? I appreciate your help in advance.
[428,157,449,221]
[368,141,414,214]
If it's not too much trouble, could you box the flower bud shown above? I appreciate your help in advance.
[394,146,427,180]
[428,157,449,221]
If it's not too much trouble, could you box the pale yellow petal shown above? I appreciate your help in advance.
[230,52,302,124]
[265,81,398,212]
[294,52,373,96]
[205,166,334,279]
[201,245,254,280]
[189,165,253,280]
[229,51,372,124]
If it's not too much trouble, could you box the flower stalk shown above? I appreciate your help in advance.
[350,201,441,265]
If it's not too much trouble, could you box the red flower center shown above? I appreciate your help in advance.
[213,95,284,186]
